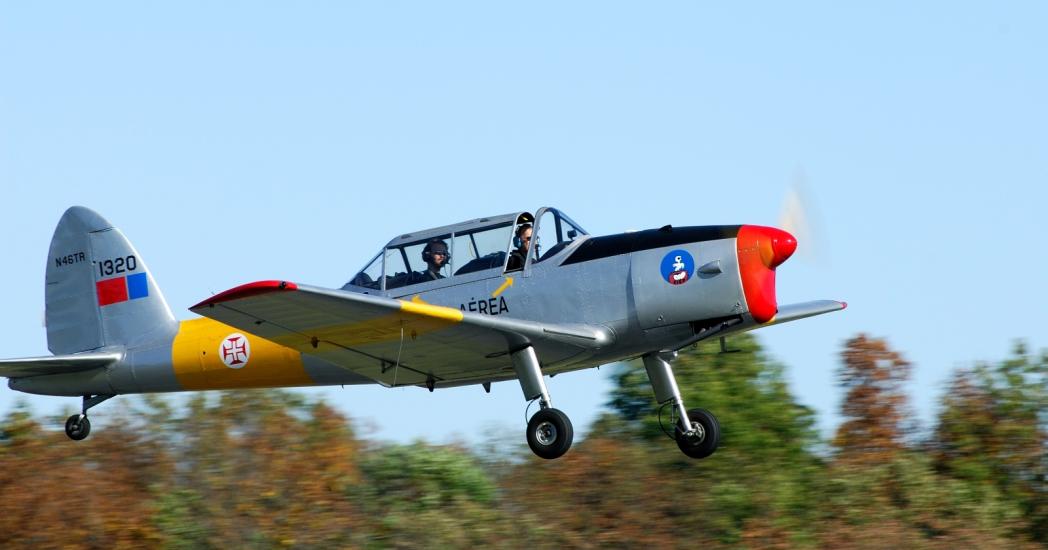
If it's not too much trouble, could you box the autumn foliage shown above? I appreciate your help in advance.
[833,334,912,464]
[0,334,1044,548]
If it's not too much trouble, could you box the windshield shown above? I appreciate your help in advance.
[347,252,382,290]
[533,208,588,262]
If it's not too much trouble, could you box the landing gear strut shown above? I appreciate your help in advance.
[64,394,114,441]
[643,351,720,459]
[513,345,573,459]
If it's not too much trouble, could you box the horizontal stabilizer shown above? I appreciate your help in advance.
[0,351,121,379]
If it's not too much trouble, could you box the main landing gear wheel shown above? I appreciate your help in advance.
[675,408,720,459]
[65,414,91,441]
[526,408,574,459]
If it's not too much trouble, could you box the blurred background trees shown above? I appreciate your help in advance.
[931,342,1047,544]
[0,333,1043,548]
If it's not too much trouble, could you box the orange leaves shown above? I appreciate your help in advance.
[833,334,913,464]
[0,415,165,549]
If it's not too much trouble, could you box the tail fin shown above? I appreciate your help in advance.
[45,206,177,354]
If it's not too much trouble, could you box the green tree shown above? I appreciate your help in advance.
[605,334,825,546]
[933,341,1047,543]
[357,441,529,548]
[815,450,1029,548]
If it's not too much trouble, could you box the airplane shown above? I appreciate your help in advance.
[0,206,844,459]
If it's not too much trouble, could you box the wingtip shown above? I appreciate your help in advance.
[190,280,298,310]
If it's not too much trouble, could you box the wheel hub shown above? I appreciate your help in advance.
[684,422,706,445]
[535,420,558,446]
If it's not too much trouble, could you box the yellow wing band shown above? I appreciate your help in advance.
[399,300,464,322]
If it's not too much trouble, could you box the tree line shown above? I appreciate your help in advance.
[0,333,1044,548]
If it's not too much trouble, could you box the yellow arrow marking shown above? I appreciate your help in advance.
[411,294,428,304]
[492,277,514,298]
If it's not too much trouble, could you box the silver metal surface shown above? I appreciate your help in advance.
[697,260,722,275]
[631,239,744,330]
[0,351,120,379]
[45,207,110,353]
[88,227,178,349]
[534,420,557,445]
[10,362,118,396]
[642,352,692,432]
[680,421,706,444]
[512,346,551,407]
[45,207,178,355]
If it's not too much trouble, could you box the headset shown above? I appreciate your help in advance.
[513,224,532,249]
[422,240,450,263]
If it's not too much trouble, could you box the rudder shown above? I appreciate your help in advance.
[45,206,177,354]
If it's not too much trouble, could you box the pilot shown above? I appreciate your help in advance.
[415,239,450,282]
[506,224,532,271]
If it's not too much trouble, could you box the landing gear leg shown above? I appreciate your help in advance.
[642,352,720,459]
[512,346,573,459]
[64,394,114,441]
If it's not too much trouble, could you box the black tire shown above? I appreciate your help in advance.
[675,408,720,459]
[526,408,573,459]
[65,414,91,441]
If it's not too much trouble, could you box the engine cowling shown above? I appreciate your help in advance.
[736,225,797,323]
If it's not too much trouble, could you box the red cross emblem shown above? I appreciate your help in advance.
[220,333,251,369]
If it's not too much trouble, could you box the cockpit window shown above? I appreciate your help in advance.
[346,211,572,292]
[386,234,453,290]
[453,222,513,276]
[348,252,382,290]
[533,208,588,263]
[383,246,409,290]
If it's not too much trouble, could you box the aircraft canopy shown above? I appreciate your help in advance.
[344,208,587,294]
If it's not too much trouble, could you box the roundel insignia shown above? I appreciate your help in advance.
[660,249,695,286]
[219,333,251,369]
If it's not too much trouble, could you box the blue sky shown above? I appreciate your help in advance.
[2,3,1045,445]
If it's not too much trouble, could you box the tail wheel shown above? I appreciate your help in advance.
[65,414,91,441]
[526,408,573,459]
[675,408,720,459]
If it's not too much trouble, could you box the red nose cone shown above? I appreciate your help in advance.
[768,228,797,269]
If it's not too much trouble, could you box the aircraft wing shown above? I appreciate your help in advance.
[0,351,122,379]
[767,300,847,326]
[190,281,614,388]
[671,299,847,351]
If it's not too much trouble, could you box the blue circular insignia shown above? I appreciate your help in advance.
[660,249,695,286]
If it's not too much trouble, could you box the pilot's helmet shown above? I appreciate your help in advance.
[422,239,450,264]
